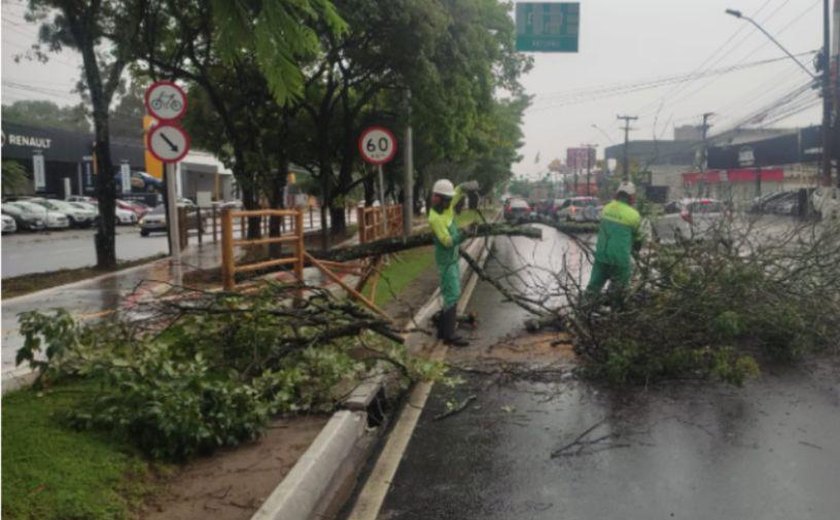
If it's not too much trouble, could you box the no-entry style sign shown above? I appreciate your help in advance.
[144,80,188,121]
[359,126,397,165]
[147,123,191,163]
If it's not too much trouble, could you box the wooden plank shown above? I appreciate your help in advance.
[221,208,235,290]
[236,257,298,273]
[233,235,300,247]
[232,209,300,218]
[305,253,391,321]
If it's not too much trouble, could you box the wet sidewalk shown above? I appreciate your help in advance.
[2,242,227,373]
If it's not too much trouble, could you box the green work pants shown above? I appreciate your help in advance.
[585,260,631,295]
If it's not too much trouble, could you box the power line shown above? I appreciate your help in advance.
[527,52,816,112]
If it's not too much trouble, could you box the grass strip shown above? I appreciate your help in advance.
[1,381,163,520]
[2,254,167,299]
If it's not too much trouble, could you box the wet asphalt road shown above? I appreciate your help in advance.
[374,225,840,520]
[1,226,172,278]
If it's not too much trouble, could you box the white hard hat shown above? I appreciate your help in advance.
[432,179,456,197]
[617,181,636,196]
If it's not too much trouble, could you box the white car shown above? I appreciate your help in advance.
[115,206,138,225]
[2,214,17,233]
[556,197,602,222]
[10,200,70,230]
[31,198,96,228]
[654,198,726,243]
[812,186,840,220]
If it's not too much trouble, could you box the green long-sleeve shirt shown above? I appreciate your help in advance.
[594,199,642,267]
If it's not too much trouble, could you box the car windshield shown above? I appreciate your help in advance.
[572,199,597,207]
[509,200,529,209]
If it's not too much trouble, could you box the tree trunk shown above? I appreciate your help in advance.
[92,112,118,269]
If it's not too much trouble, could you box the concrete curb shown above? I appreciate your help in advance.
[251,410,369,520]
[253,214,499,520]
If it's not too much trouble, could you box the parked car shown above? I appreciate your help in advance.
[503,198,531,223]
[115,206,138,225]
[556,197,601,222]
[2,214,18,233]
[7,200,70,230]
[116,199,148,219]
[654,198,726,243]
[138,205,201,236]
[30,198,96,228]
[2,202,46,231]
[812,186,839,220]
[66,195,98,205]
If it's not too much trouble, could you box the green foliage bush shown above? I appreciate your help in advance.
[573,220,840,385]
[15,283,425,461]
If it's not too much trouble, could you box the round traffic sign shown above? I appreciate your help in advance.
[147,123,191,163]
[358,126,397,165]
[144,80,187,121]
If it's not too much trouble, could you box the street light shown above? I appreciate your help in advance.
[724,8,816,79]
[591,124,615,145]
[727,4,831,187]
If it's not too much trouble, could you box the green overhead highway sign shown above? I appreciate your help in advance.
[515,2,579,53]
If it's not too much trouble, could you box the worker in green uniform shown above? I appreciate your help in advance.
[585,182,642,302]
[429,178,479,346]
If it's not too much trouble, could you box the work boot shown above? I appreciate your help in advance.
[441,306,469,347]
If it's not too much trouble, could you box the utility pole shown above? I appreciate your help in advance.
[582,144,598,196]
[617,114,638,181]
[821,0,833,186]
[700,112,714,197]
[700,112,714,172]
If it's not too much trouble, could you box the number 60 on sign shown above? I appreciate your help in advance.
[358,126,397,165]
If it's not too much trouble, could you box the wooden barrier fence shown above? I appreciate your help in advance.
[357,204,403,243]
[220,208,305,291]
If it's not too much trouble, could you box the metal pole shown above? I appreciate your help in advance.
[617,115,638,181]
[165,162,182,286]
[376,164,385,208]
[726,10,816,78]
[403,88,414,238]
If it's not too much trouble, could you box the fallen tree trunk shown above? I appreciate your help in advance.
[312,223,542,263]
[528,216,599,234]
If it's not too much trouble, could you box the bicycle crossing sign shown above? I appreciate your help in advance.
[144,80,187,121]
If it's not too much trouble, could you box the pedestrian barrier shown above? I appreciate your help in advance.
[220,207,391,319]
[220,208,305,291]
[357,205,403,244]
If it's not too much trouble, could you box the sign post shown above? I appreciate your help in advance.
[145,80,190,286]
[359,126,398,233]
[359,126,397,206]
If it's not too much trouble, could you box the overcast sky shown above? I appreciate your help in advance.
[2,0,827,179]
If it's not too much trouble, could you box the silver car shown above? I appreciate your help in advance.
[654,198,726,243]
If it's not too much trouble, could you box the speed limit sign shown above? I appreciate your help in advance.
[359,126,397,165]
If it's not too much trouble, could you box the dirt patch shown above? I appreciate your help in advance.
[140,415,328,520]
[445,331,578,385]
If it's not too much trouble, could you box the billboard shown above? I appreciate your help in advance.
[566,147,596,170]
